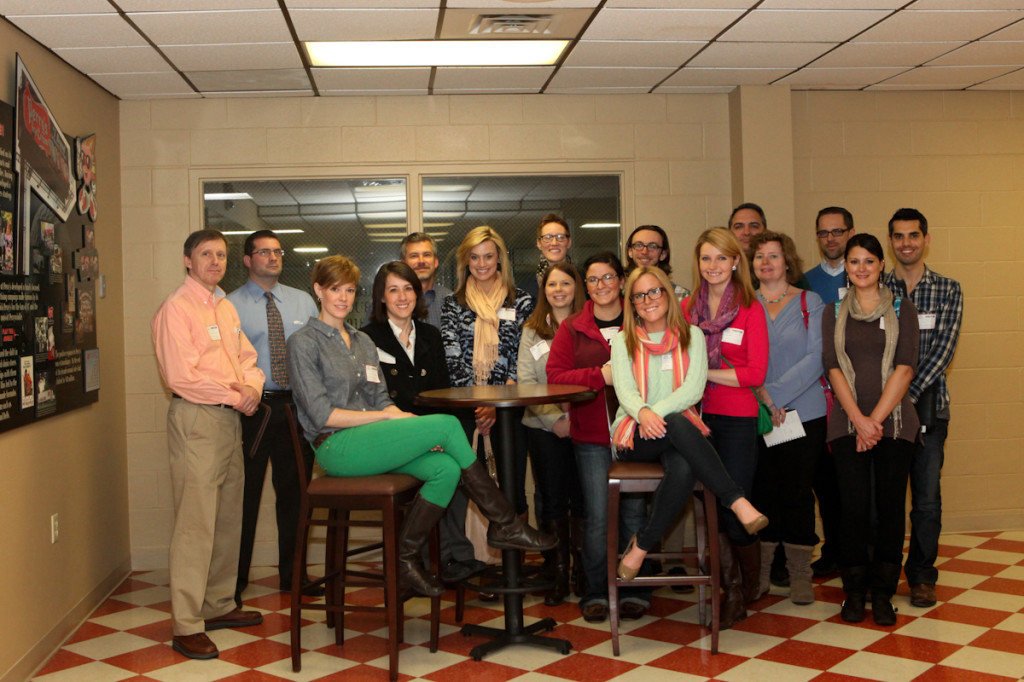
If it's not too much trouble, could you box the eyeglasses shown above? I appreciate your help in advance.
[629,241,663,252]
[816,228,851,239]
[539,234,569,243]
[253,248,285,257]
[585,273,619,285]
[630,287,665,303]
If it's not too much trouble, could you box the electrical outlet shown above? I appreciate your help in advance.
[51,513,59,544]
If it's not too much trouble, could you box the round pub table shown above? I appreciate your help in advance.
[415,384,596,661]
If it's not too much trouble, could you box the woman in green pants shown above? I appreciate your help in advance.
[286,255,555,597]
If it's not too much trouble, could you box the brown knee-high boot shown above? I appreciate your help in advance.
[398,495,446,597]
[719,533,747,629]
[460,461,557,551]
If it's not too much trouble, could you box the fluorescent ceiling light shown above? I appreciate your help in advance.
[357,211,407,219]
[221,229,305,236]
[293,246,329,253]
[307,40,568,67]
[581,222,620,229]
[423,222,454,228]
[423,211,465,219]
[362,223,407,229]
[204,192,253,201]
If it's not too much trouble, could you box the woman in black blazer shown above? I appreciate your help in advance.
[361,261,450,413]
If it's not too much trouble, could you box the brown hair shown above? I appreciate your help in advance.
[537,213,570,239]
[370,261,427,324]
[622,266,690,356]
[748,230,804,286]
[524,262,585,340]
[685,228,756,315]
[312,255,360,290]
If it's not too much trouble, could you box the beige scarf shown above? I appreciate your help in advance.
[466,277,508,386]
[833,285,902,438]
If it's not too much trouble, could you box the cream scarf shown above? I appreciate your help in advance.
[833,285,902,438]
[466,277,508,386]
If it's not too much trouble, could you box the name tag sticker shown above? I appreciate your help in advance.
[919,313,937,330]
[661,354,674,371]
[376,347,397,364]
[838,287,848,300]
[600,327,620,345]
[366,365,381,383]
[879,316,885,330]
[722,327,744,345]
[207,325,221,340]
[530,339,550,361]
[498,307,517,321]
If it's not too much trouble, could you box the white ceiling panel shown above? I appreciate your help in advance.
[563,41,703,68]
[289,9,438,41]
[689,41,835,68]
[982,20,1024,41]
[90,71,195,97]
[720,9,891,42]
[117,0,279,10]
[969,67,1024,88]
[0,0,114,14]
[312,67,430,91]
[446,0,601,6]
[54,46,173,74]
[545,86,651,94]
[605,1,750,7]
[855,10,1024,42]
[758,0,903,7]
[811,41,965,68]
[286,0,437,6]
[928,41,1024,67]
[188,68,312,92]
[128,10,292,45]
[584,9,745,41]
[162,43,303,71]
[433,67,552,90]
[880,64,1017,86]
[660,67,792,88]
[548,66,675,88]
[910,0,1024,9]
[5,14,148,48]
[777,65,908,86]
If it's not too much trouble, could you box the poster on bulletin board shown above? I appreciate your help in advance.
[0,55,100,434]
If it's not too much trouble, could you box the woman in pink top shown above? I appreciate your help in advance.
[682,227,768,629]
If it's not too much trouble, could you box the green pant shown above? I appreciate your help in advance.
[316,414,476,507]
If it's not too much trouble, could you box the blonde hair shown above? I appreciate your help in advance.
[524,262,586,340]
[686,228,756,315]
[454,226,516,306]
[622,266,690,356]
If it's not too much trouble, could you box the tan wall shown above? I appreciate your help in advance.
[0,20,128,682]
[120,93,734,569]
[792,90,1024,531]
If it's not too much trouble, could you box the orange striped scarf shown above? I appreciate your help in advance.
[612,328,710,450]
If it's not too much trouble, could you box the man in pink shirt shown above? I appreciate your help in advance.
[152,229,266,660]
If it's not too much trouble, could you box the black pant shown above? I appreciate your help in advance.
[753,416,826,546]
[704,413,759,545]
[813,437,843,563]
[526,426,583,521]
[831,436,913,571]
[237,397,313,599]
[620,413,744,551]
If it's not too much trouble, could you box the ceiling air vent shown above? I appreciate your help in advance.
[469,14,554,35]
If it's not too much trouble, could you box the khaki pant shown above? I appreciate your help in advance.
[167,399,244,635]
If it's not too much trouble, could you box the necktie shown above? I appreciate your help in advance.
[265,291,288,387]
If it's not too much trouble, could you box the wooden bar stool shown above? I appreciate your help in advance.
[285,404,441,681]
[606,460,721,656]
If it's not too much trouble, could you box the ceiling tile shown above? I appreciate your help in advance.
[720,9,891,42]
[204,89,312,97]
[0,0,113,14]
[117,0,278,10]
[810,41,965,68]
[544,86,650,94]
[605,1,750,7]
[689,41,835,68]
[54,46,173,74]
[777,65,907,87]
[312,67,430,91]
[879,64,1019,86]
[446,0,601,6]
[286,0,438,7]
[583,9,745,41]
[563,41,702,68]
[660,67,791,88]
[433,67,551,90]
[547,66,674,88]
[928,41,1024,67]
[968,67,1024,89]
[6,14,148,48]
[128,9,292,45]
[187,68,312,92]
[656,85,735,94]
[162,43,303,71]
[855,10,1024,42]
[90,71,196,97]
[289,8,438,41]
[910,0,1024,9]
[758,0,903,7]
[982,20,1024,41]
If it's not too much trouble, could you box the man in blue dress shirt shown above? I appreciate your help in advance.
[228,230,320,605]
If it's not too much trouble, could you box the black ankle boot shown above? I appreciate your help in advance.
[840,565,867,623]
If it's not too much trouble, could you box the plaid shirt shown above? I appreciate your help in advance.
[884,266,963,412]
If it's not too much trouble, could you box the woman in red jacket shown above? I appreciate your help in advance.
[547,252,650,624]
[683,228,769,629]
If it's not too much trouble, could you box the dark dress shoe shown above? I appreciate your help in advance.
[668,566,696,594]
[581,602,608,623]
[811,557,840,578]
[442,558,488,583]
[841,593,866,623]
[619,602,647,620]
[871,593,897,626]
[910,582,937,607]
[205,609,263,631]
[172,633,218,660]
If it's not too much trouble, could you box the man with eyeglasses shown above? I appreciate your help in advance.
[624,225,690,300]
[520,213,573,300]
[805,207,856,305]
[227,229,320,606]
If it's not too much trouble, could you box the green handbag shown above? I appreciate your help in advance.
[723,358,773,435]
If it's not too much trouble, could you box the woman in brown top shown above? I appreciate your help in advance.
[822,234,919,626]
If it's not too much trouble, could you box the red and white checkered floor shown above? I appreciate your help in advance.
[33,531,1024,681]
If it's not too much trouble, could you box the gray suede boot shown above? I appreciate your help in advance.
[784,543,815,605]
[757,541,777,601]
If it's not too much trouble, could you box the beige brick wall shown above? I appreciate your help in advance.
[792,90,1024,532]
[121,93,733,568]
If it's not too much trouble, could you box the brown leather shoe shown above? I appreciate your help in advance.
[910,582,937,607]
[581,602,608,623]
[172,633,218,659]
[619,601,647,620]
[205,609,263,631]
